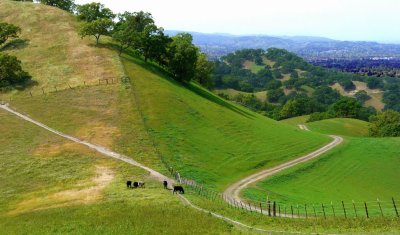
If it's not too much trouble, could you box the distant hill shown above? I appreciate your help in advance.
[166,30,400,61]
[212,48,400,121]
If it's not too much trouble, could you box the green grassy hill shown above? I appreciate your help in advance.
[0,0,123,94]
[307,118,370,137]
[2,1,400,233]
[280,115,310,126]
[243,137,400,207]
[244,118,399,216]
[121,54,331,190]
[0,109,241,234]
[1,1,333,233]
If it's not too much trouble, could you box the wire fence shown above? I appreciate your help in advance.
[0,77,123,102]
[167,168,399,219]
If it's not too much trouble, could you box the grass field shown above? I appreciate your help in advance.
[280,115,309,126]
[243,136,400,208]
[0,0,124,94]
[214,88,267,101]
[184,188,400,234]
[2,1,400,233]
[307,118,370,137]
[0,110,243,234]
[122,54,331,190]
[243,60,265,74]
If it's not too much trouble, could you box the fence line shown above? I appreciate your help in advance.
[0,77,121,102]
[167,167,399,219]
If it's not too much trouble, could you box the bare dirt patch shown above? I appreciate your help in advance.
[8,166,114,215]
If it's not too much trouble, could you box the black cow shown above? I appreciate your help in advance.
[173,186,184,194]
[133,182,139,188]
[163,180,168,189]
[126,181,132,188]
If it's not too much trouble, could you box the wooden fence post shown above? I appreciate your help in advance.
[291,205,294,218]
[322,203,326,219]
[273,201,276,217]
[393,197,399,217]
[377,198,384,217]
[364,202,369,218]
[331,201,335,217]
[260,202,263,214]
[305,204,308,219]
[284,204,287,217]
[342,201,347,218]
[248,203,252,213]
[313,204,317,217]
[297,204,299,217]
[268,200,271,216]
[352,200,357,218]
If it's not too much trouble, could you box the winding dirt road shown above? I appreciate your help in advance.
[0,104,172,185]
[224,130,343,214]
[1,103,342,232]
[0,103,293,233]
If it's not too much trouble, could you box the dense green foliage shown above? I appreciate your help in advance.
[213,48,382,121]
[0,22,21,46]
[39,0,75,12]
[369,110,400,137]
[79,18,114,45]
[76,2,115,22]
[0,53,31,89]
[383,81,400,111]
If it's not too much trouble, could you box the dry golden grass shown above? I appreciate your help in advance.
[331,82,384,110]
[8,166,114,216]
[0,0,124,93]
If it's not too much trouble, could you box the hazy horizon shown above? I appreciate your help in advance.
[75,0,400,43]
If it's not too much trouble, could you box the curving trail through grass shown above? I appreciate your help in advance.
[0,103,300,234]
[224,130,343,216]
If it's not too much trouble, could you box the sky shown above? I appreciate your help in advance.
[75,0,400,42]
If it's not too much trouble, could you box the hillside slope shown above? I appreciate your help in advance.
[307,118,370,137]
[0,0,123,92]
[122,55,331,190]
[244,137,400,206]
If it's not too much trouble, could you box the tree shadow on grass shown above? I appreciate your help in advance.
[121,53,255,119]
[0,80,39,93]
[1,39,30,52]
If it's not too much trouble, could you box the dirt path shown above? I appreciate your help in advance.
[0,104,172,185]
[224,134,343,215]
[1,103,294,233]
[298,124,310,131]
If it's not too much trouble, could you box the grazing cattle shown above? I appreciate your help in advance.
[163,181,168,189]
[138,181,145,188]
[133,182,139,188]
[173,186,184,194]
[126,181,132,188]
